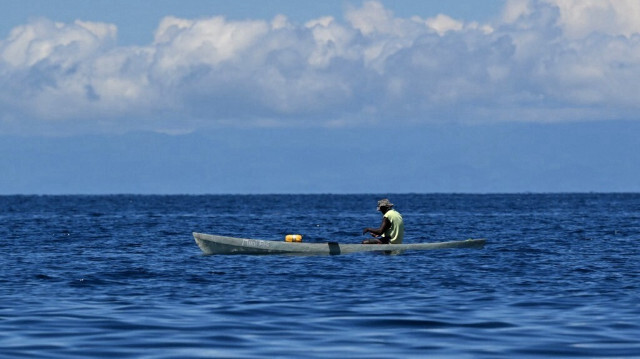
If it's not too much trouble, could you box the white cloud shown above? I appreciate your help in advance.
[502,0,533,24]
[1,19,116,68]
[425,14,464,36]
[345,0,401,36]
[2,0,640,135]
[152,16,270,69]
[545,0,640,38]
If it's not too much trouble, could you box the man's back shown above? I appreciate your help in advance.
[383,209,404,244]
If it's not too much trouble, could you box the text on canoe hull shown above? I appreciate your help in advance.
[241,238,271,249]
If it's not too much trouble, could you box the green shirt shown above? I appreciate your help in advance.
[383,209,404,244]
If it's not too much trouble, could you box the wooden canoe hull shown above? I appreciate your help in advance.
[193,232,486,255]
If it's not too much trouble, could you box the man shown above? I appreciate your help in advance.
[362,198,404,244]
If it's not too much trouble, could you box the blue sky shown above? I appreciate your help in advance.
[1,0,639,194]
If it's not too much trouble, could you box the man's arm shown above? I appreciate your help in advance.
[363,217,391,237]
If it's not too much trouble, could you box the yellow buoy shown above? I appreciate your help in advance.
[285,234,303,242]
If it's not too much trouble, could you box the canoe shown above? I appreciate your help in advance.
[193,232,486,256]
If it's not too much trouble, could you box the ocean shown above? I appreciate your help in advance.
[1,194,639,358]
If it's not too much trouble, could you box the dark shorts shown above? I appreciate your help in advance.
[362,238,390,244]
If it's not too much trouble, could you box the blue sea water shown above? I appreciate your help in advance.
[1,194,639,358]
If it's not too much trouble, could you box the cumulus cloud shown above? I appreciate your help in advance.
[1,0,640,134]
[547,0,640,38]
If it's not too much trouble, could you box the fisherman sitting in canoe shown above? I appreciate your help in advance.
[362,199,404,244]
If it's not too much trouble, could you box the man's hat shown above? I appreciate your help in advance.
[377,199,394,210]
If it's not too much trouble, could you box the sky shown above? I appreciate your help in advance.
[1,0,639,194]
